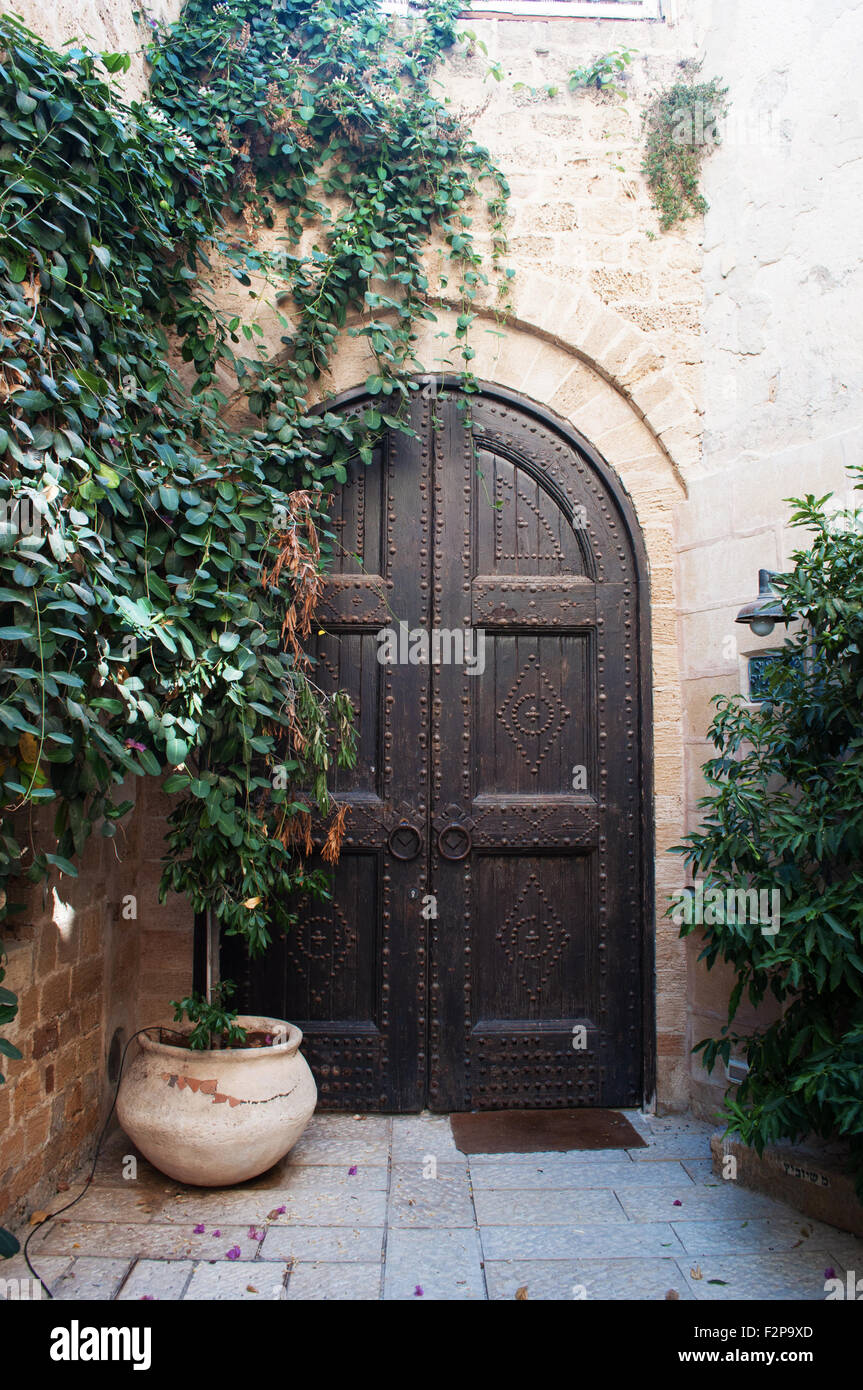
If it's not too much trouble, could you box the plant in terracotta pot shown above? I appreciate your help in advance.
[117,984,319,1187]
[114,478,357,1187]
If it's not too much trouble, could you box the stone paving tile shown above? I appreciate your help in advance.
[183,1261,281,1300]
[117,1259,195,1300]
[253,1190,388,1227]
[383,1227,485,1301]
[0,1254,72,1296]
[614,1184,787,1223]
[474,1188,627,1226]
[297,1115,392,1141]
[266,1164,389,1193]
[627,1134,715,1162]
[51,1257,133,1301]
[392,1115,464,1164]
[58,1186,166,1224]
[484,1257,696,1301]
[260,1225,385,1263]
[91,1143,169,1191]
[388,1164,475,1228]
[468,1158,694,1190]
[285,1261,382,1300]
[157,1171,387,1225]
[676,1253,848,1301]
[480,1221,684,1262]
[627,1113,715,1138]
[156,1190,291,1226]
[798,1219,863,1267]
[671,1217,847,1257]
[35,1219,263,1261]
[682,1158,721,1184]
[284,1134,390,1167]
[468,1148,635,1168]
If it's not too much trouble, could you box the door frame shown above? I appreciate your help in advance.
[209,376,657,1109]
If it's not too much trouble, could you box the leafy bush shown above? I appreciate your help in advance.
[568,48,636,99]
[675,475,863,1193]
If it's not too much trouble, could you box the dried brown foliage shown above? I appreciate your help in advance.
[259,490,325,663]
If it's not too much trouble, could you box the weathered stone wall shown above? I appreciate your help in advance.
[681,0,863,1114]
[5,0,182,101]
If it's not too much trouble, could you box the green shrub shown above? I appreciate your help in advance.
[675,474,863,1194]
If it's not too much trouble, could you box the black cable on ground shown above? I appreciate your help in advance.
[23,1025,155,1299]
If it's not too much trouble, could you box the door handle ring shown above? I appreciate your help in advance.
[437,822,472,861]
[387,821,423,861]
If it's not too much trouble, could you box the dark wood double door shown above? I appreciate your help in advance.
[227,386,650,1111]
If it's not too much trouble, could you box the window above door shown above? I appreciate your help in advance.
[383,0,663,18]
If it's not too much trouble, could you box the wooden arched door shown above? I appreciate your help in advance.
[226,384,653,1111]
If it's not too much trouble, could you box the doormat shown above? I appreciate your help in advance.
[450,1109,648,1154]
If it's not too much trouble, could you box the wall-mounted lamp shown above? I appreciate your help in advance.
[735,569,792,638]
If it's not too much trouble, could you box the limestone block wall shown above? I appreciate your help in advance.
[5,0,182,101]
[680,0,863,1114]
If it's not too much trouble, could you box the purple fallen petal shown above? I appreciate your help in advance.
[824,1267,836,1280]
[193,1223,206,1234]
[226,1245,241,1261]
[672,1199,682,1207]
[348,1165,358,1176]
[414,1285,423,1297]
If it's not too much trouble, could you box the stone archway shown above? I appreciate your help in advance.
[215,280,692,1109]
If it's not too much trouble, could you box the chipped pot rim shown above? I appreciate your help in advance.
[138,1016,303,1060]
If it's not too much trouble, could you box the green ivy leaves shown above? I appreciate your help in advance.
[642,77,729,231]
[0,0,506,1078]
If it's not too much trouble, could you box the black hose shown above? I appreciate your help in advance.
[23,1025,154,1299]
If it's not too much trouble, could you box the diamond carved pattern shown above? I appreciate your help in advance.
[495,872,571,992]
[287,901,357,1010]
[496,654,570,775]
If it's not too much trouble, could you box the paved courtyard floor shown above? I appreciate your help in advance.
[8,1110,863,1300]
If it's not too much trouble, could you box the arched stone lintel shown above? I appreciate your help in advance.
[443,272,699,494]
[219,283,695,502]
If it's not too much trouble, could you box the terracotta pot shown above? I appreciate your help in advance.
[116,1016,317,1187]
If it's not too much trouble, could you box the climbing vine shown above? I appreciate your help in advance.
[642,72,728,231]
[0,0,509,1074]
